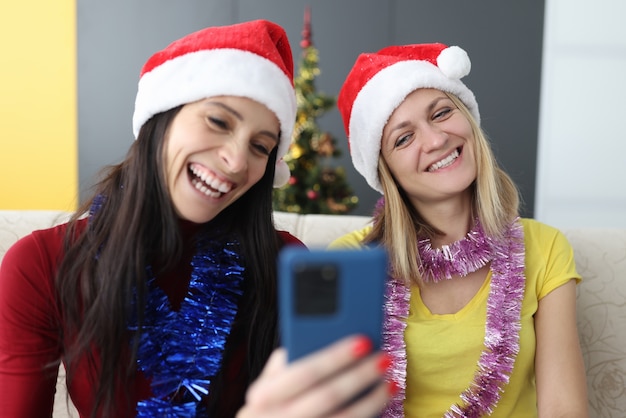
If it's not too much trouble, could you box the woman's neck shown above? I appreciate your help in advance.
[178,218,203,241]
[414,195,473,247]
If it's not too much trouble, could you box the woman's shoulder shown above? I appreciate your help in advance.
[277,230,306,247]
[519,217,574,257]
[1,218,87,271]
[520,218,566,241]
[328,225,373,249]
[5,223,60,264]
[0,220,86,315]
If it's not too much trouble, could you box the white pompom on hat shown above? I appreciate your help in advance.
[337,43,479,193]
[132,19,296,187]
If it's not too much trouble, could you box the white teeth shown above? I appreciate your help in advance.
[209,178,230,193]
[189,164,233,195]
[428,149,460,172]
[192,178,221,198]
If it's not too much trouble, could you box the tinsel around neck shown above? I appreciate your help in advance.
[89,196,245,417]
[418,219,492,283]
[131,237,244,417]
[375,196,526,417]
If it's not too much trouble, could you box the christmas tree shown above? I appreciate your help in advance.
[273,7,358,214]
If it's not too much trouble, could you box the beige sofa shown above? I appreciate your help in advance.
[1,210,625,417]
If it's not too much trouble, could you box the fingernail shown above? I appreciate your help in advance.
[377,353,392,373]
[388,380,400,395]
[352,336,372,358]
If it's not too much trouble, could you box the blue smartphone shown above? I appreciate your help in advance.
[278,246,387,362]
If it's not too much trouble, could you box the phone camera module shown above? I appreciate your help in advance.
[295,262,338,315]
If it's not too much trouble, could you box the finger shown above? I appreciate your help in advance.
[238,380,391,418]
[244,348,288,407]
[280,351,390,418]
[246,335,373,407]
[329,380,391,418]
[257,347,288,379]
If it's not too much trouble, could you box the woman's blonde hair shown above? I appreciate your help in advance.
[365,92,520,284]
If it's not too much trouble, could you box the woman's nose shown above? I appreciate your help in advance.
[220,140,248,173]
[420,124,448,152]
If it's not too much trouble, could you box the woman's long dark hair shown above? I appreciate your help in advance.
[56,107,283,417]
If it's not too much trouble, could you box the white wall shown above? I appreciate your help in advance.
[535,0,626,228]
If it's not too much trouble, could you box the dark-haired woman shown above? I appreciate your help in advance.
[0,20,392,418]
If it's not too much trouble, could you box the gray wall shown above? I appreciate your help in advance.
[78,0,544,217]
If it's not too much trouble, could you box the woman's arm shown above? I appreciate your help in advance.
[534,279,589,417]
[237,335,393,418]
[0,231,63,417]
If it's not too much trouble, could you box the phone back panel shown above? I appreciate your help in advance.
[278,246,387,362]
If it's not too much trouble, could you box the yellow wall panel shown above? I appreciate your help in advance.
[0,1,77,210]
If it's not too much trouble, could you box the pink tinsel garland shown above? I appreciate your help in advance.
[381,217,525,417]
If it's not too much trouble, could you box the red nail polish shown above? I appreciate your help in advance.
[388,380,400,395]
[377,354,392,373]
[352,336,372,358]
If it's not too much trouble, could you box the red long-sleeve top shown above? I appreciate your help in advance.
[0,219,303,417]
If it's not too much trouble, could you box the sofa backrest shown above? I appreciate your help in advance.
[562,228,626,417]
[273,211,372,248]
[1,210,625,417]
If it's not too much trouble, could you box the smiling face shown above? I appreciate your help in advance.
[163,96,279,223]
[380,88,477,210]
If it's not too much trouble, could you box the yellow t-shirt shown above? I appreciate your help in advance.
[329,218,581,417]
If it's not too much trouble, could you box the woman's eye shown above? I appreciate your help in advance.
[394,133,411,148]
[208,116,228,129]
[253,143,272,156]
[433,108,452,120]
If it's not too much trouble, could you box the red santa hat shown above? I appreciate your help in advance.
[132,19,296,187]
[338,43,480,193]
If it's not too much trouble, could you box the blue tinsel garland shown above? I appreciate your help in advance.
[130,238,244,417]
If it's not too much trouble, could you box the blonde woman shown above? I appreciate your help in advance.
[332,43,588,417]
